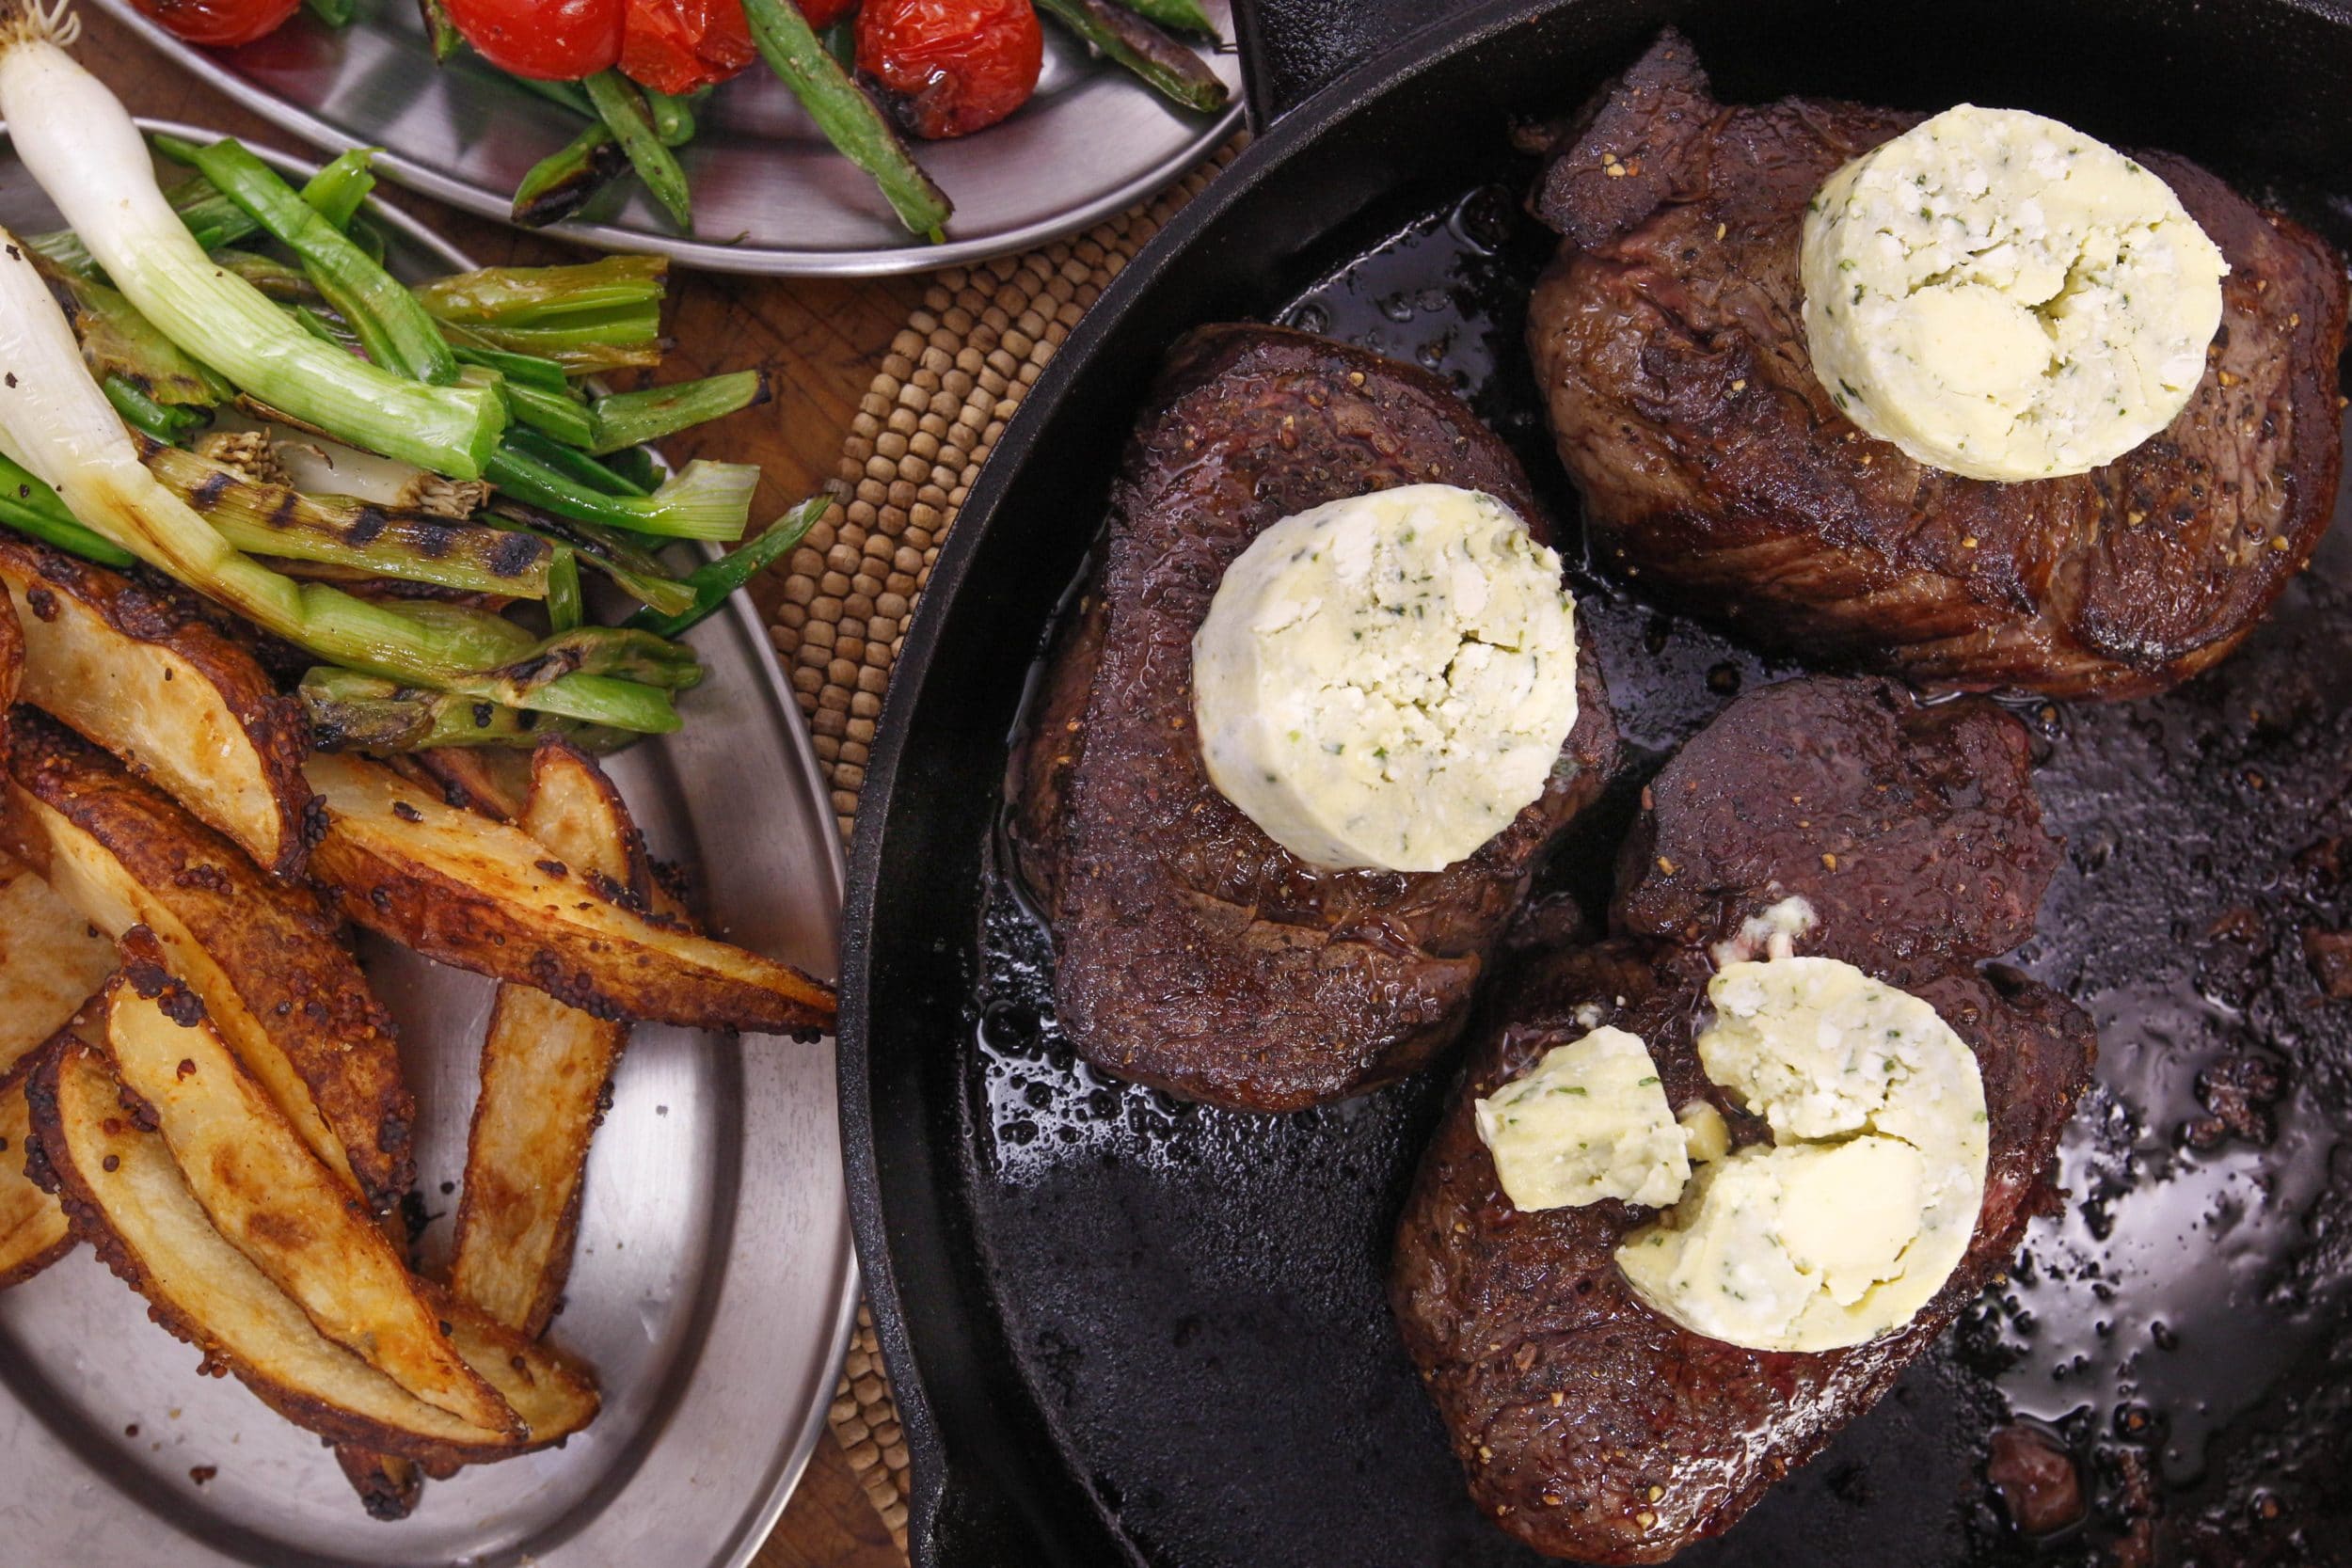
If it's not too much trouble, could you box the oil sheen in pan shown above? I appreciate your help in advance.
[964,181,2352,1567]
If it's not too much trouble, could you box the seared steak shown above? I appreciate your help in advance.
[1011,325,1622,1113]
[1614,674,2061,988]
[1525,32,2348,700]
[1391,676,2094,1561]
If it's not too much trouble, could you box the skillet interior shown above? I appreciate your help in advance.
[846,2,2352,1562]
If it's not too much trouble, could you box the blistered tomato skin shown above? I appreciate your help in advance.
[855,0,1042,140]
[620,0,757,94]
[444,0,626,80]
[135,0,303,47]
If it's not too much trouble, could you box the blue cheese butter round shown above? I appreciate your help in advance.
[1615,957,1988,1353]
[1190,483,1580,873]
[1801,104,2227,482]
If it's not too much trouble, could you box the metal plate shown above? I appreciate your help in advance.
[0,124,852,1567]
[89,0,1243,277]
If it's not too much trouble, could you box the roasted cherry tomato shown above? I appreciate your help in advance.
[619,0,755,94]
[855,0,1041,140]
[798,0,857,24]
[442,0,624,80]
[135,0,302,48]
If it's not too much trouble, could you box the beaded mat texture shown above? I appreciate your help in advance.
[759,141,1241,1552]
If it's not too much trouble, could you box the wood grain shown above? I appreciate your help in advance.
[87,13,919,1565]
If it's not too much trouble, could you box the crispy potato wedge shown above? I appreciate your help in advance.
[101,953,520,1435]
[451,741,638,1336]
[28,1044,596,1465]
[0,1073,70,1288]
[0,536,311,878]
[0,853,113,1087]
[305,752,835,1037]
[2,712,414,1212]
[449,991,621,1335]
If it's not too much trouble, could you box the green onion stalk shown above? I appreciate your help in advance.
[299,147,378,230]
[139,436,559,598]
[0,32,505,477]
[41,262,231,411]
[0,449,133,565]
[190,137,461,388]
[0,207,684,731]
[627,492,830,638]
[589,369,767,452]
[300,666,631,753]
[485,441,758,540]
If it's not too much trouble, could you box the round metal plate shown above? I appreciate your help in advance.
[0,124,852,1567]
[88,0,1243,277]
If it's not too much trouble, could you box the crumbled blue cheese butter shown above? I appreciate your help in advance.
[1615,957,1989,1352]
[1474,1026,1689,1211]
[1191,483,1580,872]
[1801,104,2227,481]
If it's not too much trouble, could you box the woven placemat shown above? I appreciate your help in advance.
[761,140,1242,1552]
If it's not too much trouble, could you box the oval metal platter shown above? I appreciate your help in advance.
[88,0,1243,277]
[0,123,852,1567]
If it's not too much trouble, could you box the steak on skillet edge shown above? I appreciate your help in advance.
[1391,675,2096,1563]
[1010,325,1622,1113]
[1524,31,2348,701]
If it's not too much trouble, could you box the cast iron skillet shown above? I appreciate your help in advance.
[844,3,2352,1563]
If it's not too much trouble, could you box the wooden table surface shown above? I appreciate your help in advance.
[91,10,923,1565]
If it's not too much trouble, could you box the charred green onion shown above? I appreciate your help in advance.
[141,436,557,597]
[627,493,828,638]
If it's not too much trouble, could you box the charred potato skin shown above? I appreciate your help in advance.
[102,950,523,1439]
[333,1448,423,1522]
[0,1064,71,1289]
[0,537,311,879]
[25,1044,590,1467]
[3,712,415,1211]
[308,754,835,1039]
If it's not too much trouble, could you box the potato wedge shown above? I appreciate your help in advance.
[101,953,520,1436]
[449,991,621,1335]
[0,853,113,1087]
[0,536,311,878]
[0,1073,70,1288]
[332,1448,422,1523]
[3,712,414,1212]
[305,752,836,1037]
[28,1043,596,1466]
[451,741,638,1336]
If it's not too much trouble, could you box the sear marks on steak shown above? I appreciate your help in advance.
[1391,676,2095,1562]
[1011,325,1623,1113]
[1524,31,2348,700]
[1614,675,2062,989]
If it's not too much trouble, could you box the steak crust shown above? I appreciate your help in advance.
[1013,325,1622,1112]
[1525,31,2348,699]
[1391,676,2094,1561]
[1614,674,2062,988]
